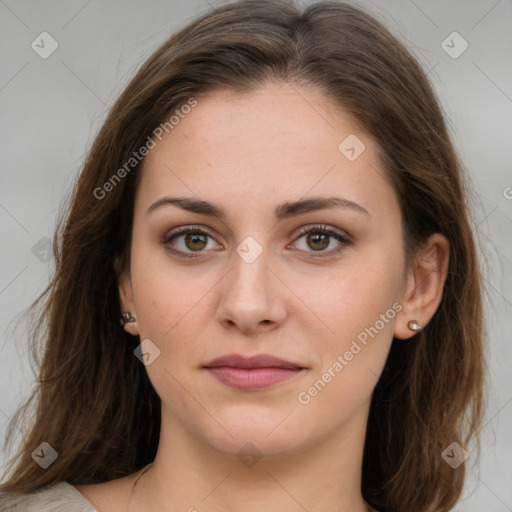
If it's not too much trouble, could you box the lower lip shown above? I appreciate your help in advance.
[205,366,303,390]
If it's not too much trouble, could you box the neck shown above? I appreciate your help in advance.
[129,404,373,512]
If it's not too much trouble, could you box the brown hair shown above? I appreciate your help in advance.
[0,1,486,511]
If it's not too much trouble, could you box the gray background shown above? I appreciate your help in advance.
[1,0,511,510]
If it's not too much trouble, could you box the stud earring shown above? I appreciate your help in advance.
[120,312,136,327]
[408,320,422,332]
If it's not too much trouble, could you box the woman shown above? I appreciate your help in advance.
[0,0,485,511]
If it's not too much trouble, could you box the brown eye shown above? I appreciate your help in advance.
[306,232,330,251]
[292,224,352,258]
[162,226,220,259]
[183,232,208,251]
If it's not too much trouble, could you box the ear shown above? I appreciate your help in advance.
[115,257,139,336]
[394,233,450,340]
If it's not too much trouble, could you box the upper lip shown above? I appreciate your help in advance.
[203,353,304,369]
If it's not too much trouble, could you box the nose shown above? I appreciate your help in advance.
[215,244,287,335]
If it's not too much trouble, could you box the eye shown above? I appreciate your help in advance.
[290,224,352,258]
[162,224,352,260]
[162,225,221,259]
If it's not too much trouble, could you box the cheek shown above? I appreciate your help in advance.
[129,260,206,399]
[294,253,402,398]
[128,230,204,336]
[127,259,188,370]
[293,252,403,340]
[296,302,397,418]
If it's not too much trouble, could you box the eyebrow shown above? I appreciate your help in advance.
[146,195,370,220]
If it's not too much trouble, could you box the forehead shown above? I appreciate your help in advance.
[137,82,397,223]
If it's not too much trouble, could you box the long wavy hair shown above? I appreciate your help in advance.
[0,1,486,511]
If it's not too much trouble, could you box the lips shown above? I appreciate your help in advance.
[204,353,304,370]
[203,353,306,390]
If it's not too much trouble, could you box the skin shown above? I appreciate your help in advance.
[75,82,449,512]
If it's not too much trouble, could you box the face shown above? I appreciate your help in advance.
[118,82,411,458]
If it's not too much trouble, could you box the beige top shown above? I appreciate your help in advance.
[0,481,97,511]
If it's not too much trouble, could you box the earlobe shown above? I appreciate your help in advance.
[120,312,139,335]
[394,233,450,340]
[117,265,139,336]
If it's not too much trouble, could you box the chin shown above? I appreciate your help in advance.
[198,412,312,459]
[208,433,306,462]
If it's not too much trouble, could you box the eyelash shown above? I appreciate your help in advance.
[161,224,352,260]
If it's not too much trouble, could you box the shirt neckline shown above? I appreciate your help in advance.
[62,481,98,509]
[63,463,154,510]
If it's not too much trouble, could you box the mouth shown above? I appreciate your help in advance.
[202,353,307,391]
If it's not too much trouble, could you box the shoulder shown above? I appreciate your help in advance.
[0,482,97,512]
